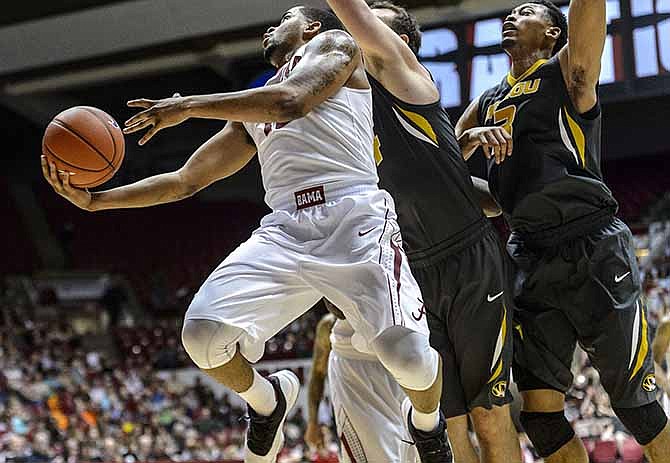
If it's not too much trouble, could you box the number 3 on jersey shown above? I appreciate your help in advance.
[486,103,517,137]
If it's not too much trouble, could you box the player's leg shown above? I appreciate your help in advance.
[180,230,320,461]
[303,192,451,461]
[470,405,520,463]
[520,389,589,463]
[508,233,588,463]
[445,416,478,463]
[574,218,668,462]
[421,282,479,463]
[329,353,417,462]
[431,229,521,463]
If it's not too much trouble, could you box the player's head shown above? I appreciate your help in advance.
[502,1,567,58]
[263,6,344,67]
[369,1,422,56]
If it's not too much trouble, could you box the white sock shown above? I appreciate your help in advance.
[411,405,440,433]
[238,370,277,416]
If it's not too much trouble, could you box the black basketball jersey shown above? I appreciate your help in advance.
[476,55,618,239]
[369,73,486,263]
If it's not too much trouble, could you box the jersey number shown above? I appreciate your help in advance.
[486,104,517,137]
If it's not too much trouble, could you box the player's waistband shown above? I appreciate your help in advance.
[407,216,490,269]
[511,207,616,249]
[268,183,379,212]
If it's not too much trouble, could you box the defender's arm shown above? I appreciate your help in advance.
[456,96,512,163]
[326,0,438,104]
[471,177,502,218]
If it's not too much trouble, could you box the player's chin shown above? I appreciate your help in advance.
[263,44,278,66]
[501,37,516,50]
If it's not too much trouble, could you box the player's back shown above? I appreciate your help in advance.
[368,73,487,263]
[477,56,618,245]
[244,46,377,212]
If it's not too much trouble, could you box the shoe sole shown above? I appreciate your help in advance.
[245,369,300,463]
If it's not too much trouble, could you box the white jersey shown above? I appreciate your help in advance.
[243,44,378,211]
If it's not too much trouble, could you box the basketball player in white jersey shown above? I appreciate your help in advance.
[42,7,452,462]
[306,302,419,463]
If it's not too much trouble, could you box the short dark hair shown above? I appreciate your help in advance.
[300,7,345,32]
[527,0,567,55]
[369,1,422,55]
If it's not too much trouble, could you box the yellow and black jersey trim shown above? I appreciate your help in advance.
[629,300,649,381]
[558,106,587,168]
[391,105,439,148]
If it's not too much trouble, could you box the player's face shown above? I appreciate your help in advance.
[263,7,309,68]
[502,3,555,54]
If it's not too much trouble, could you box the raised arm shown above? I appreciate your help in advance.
[42,121,256,211]
[326,0,438,104]
[124,31,363,145]
[305,313,336,450]
[557,0,606,114]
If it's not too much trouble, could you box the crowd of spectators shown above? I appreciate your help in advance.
[0,310,339,463]
[1,226,669,462]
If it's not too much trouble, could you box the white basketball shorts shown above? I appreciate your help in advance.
[184,187,428,362]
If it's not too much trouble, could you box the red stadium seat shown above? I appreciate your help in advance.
[620,437,644,463]
[591,440,617,463]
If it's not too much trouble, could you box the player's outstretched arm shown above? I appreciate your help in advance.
[305,313,336,450]
[455,96,512,163]
[42,121,256,211]
[124,31,362,145]
[557,0,606,114]
[326,0,438,104]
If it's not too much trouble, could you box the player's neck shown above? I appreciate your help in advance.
[509,48,552,79]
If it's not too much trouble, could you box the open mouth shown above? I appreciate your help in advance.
[502,22,517,35]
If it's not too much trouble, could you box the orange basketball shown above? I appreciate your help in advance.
[42,106,125,188]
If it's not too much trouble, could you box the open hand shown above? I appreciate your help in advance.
[41,156,92,210]
[124,92,188,145]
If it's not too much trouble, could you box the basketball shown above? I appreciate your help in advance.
[42,106,125,188]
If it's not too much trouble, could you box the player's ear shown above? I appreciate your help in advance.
[304,21,322,40]
[546,26,561,42]
[399,34,410,46]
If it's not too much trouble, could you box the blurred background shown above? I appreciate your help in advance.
[1,0,669,461]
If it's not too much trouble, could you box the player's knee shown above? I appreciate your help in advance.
[519,411,574,458]
[471,406,510,447]
[181,319,241,370]
[613,401,668,446]
[371,326,438,391]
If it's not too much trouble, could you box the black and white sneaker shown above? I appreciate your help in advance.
[245,370,300,462]
[402,398,454,463]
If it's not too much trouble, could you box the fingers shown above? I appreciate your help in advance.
[40,155,50,181]
[124,109,153,131]
[484,131,501,163]
[42,156,76,195]
[126,98,156,108]
[138,124,162,146]
[123,117,154,135]
[478,134,492,159]
[493,127,513,161]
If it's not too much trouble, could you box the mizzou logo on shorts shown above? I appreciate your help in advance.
[642,374,657,392]
[491,380,508,398]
